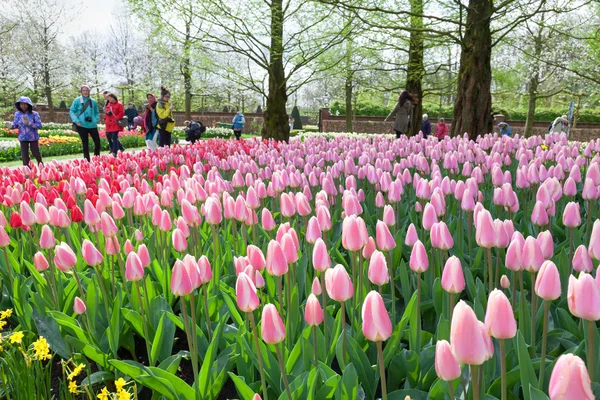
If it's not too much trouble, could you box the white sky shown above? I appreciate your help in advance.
[66,0,121,36]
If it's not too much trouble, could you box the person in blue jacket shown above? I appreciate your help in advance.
[421,114,432,138]
[232,111,245,140]
[498,122,512,136]
[8,96,43,166]
[70,85,100,161]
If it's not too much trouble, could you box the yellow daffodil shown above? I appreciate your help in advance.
[115,377,127,392]
[0,321,7,331]
[10,331,23,344]
[33,337,51,360]
[97,387,110,400]
[1,309,13,320]
[117,390,131,400]
[68,380,78,394]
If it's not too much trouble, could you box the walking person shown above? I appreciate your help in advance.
[156,86,175,147]
[435,117,448,139]
[384,90,416,139]
[70,85,100,161]
[8,96,43,166]
[498,122,512,136]
[125,103,139,130]
[143,93,158,151]
[550,114,569,133]
[232,111,245,140]
[421,114,431,138]
[104,93,125,157]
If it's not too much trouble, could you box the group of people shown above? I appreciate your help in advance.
[385,91,450,140]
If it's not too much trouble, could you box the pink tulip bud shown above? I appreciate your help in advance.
[266,240,288,276]
[312,238,331,272]
[33,251,49,272]
[422,203,438,231]
[568,273,600,321]
[461,189,476,211]
[125,252,145,282]
[537,231,554,260]
[247,245,266,271]
[137,244,151,268]
[522,236,544,272]
[588,220,600,260]
[535,260,561,301]
[475,210,496,249]
[172,228,188,252]
[450,301,493,365]
[280,193,296,218]
[73,296,87,315]
[431,221,454,250]
[563,177,577,197]
[434,340,461,381]
[84,199,100,226]
[361,291,392,341]
[441,256,465,294]
[375,220,396,252]
[563,202,581,228]
[159,210,172,232]
[573,245,594,273]
[20,201,36,227]
[204,197,223,225]
[112,202,125,220]
[236,272,260,313]
[197,255,212,285]
[105,237,119,256]
[485,289,516,339]
[0,226,10,247]
[500,275,510,289]
[134,229,144,242]
[81,239,103,267]
[549,354,594,400]
[325,264,354,302]
[531,201,549,226]
[383,205,395,226]
[361,236,375,259]
[34,203,49,225]
[311,277,322,295]
[405,223,419,247]
[317,206,332,232]
[39,225,56,249]
[170,259,194,297]
[234,196,249,222]
[261,303,286,344]
[368,250,389,286]
[252,394,263,400]
[100,212,118,238]
[409,240,429,273]
[342,215,365,251]
[261,208,276,231]
[582,178,597,201]
[304,293,324,326]
[505,240,523,271]
[124,239,134,255]
[305,216,322,245]
[279,233,297,265]
[254,270,265,288]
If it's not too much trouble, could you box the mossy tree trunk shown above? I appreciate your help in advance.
[406,0,424,137]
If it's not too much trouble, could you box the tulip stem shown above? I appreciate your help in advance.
[249,311,268,400]
[211,225,220,296]
[275,343,292,400]
[416,272,422,354]
[350,251,357,327]
[277,276,284,316]
[136,282,152,366]
[181,298,199,398]
[530,271,537,357]
[486,248,493,294]
[376,341,387,400]
[539,301,549,389]
[519,271,525,334]
[203,284,212,342]
[448,382,455,400]
[449,292,454,323]
[495,248,501,289]
[588,319,595,382]
[569,228,574,275]
[313,325,318,367]
[385,251,396,324]
[511,271,516,310]
[320,272,327,347]
[471,364,480,400]
[341,301,347,364]
[468,212,473,268]
[586,200,593,243]
[190,292,199,372]
[500,339,507,400]
[2,247,14,295]
[46,248,60,308]
[142,277,152,327]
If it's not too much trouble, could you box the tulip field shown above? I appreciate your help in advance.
[1,132,600,399]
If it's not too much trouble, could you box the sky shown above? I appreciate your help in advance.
[61,0,121,40]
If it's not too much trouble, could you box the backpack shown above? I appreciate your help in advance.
[194,120,206,134]
[548,122,553,132]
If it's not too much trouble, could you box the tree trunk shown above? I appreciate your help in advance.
[182,19,192,120]
[406,0,424,137]
[451,0,493,140]
[524,75,538,137]
[42,51,55,121]
[261,0,289,141]
[345,33,353,132]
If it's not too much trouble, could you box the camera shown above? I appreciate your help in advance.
[85,116,92,123]
[106,111,112,116]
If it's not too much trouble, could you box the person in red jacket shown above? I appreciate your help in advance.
[104,93,125,156]
[435,117,449,139]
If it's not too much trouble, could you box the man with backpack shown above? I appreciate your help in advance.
[549,114,569,134]
[184,120,206,144]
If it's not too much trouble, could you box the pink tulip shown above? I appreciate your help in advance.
[83,199,100,226]
[172,228,188,252]
[311,277,322,295]
[39,225,56,249]
[573,245,594,273]
[484,289,516,339]
[431,221,453,250]
[522,236,544,272]
[450,301,493,365]
[266,240,288,276]
[362,237,376,259]
[312,238,331,272]
[535,261,561,301]
[409,240,428,273]
[549,354,594,400]
[124,239,134,255]
[405,223,419,247]
[280,233,299,264]
[500,275,510,289]
[247,245,266,271]
[305,216,321,244]
[73,297,87,315]
[582,178,597,201]
[54,242,78,272]
[434,340,461,381]
[125,252,145,282]
[261,208,276,231]
[342,215,365,251]
[19,201,35,227]
[567,273,600,321]
[376,220,396,251]
[252,394,263,400]
[382,205,395,226]
[33,251,49,272]
[531,200,549,226]
[236,272,260,312]
[304,293,324,326]
[537,231,554,260]
[325,264,354,302]
[159,210,172,232]
[475,210,496,249]
[204,197,223,225]
[81,239,103,267]
[368,250,389,286]
[171,259,194,297]
[588,220,600,260]
[197,255,212,285]
[317,206,332,232]
[0,226,10,247]
[134,229,144,242]
[505,240,523,271]
[422,203,438,231]
[441,256,465,294]
[563,202,581,227]
[234,196,248,222]
[137,244,151,268]
[261,303,286,344]
[361,291,392,341]
[280,193,296,218]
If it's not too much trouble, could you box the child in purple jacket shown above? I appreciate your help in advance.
[10,96,43,166]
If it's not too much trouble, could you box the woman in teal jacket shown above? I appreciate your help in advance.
[70,85,100,161]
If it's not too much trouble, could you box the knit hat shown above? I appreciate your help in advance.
[80,85,91,93]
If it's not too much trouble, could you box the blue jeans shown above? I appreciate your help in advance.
[106,131,123,155]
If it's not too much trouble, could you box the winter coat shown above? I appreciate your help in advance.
[69,96,99,129]
[500,125,512,136]
[11,97,42,141]
[421,120,431,138]
[233,113,245,130]
[551,117,568,133]
[156,100,175,132]
[104,101,125,132]
[386,100,412,133]
[125,107,138,122]
[435,123,448,139]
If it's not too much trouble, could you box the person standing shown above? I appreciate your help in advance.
[70,85,100,161]
[421,114,431,138]
[384,90,415,139]
[156,86,175,147]
[232,111,245,140]
[143,93,158,151]
[8,96,43,166]
[104,93,125,157]
[550,114,569,133]
[125,103,138,130]
[498,122,512,136]
[435,117,448,139]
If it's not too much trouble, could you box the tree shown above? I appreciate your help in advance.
[71,31,107,102]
